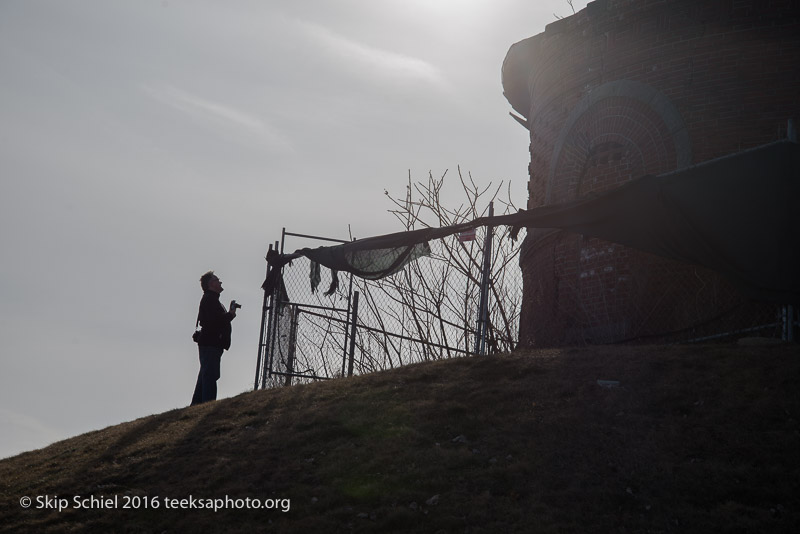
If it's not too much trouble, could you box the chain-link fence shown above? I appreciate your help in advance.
[255,224,796,390]
[254,225,524,389]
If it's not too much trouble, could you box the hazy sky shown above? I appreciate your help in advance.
[0,0,589,459]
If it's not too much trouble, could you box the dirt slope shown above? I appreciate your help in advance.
[1,343,799,533]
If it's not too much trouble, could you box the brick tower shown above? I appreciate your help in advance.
[502,0,800,346]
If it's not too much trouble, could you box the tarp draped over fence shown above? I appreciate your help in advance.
[265,140,800,303]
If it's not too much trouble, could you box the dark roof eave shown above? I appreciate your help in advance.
[501,35,539,119]
[502,1,605,119]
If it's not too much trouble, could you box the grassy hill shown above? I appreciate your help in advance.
[1,343,799,533]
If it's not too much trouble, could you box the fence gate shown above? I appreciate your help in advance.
[254,229,356,389]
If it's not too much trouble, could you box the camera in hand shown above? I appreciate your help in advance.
[230,300,242,311]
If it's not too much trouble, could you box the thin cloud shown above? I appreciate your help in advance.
[298,20,448,90]
[141,83,293,151]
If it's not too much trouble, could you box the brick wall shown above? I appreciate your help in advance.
[504,0,800,347]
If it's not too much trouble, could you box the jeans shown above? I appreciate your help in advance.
[191,345,223,405]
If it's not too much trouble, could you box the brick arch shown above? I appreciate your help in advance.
[546,80,691,204]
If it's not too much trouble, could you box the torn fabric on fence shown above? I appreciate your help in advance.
[307,241,432,295]
[264,140,800,303]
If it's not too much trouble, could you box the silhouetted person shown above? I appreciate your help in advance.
[191,271,238,405]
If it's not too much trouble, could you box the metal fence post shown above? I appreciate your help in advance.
[254,244,273,390]
[474,202,494,355]
[347,291,360,377]
[342,271,355,377]
[262,239,281,389]
[255,240,281,390]
[284,305,299,386]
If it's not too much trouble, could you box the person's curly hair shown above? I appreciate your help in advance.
[199,270,217,291]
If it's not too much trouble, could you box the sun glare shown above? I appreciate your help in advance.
[402,0,492,19]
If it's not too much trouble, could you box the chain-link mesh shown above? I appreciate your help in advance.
[349,230,523,374]
[257,252,353,387]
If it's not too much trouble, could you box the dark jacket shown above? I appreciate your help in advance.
[196,290,234,350]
